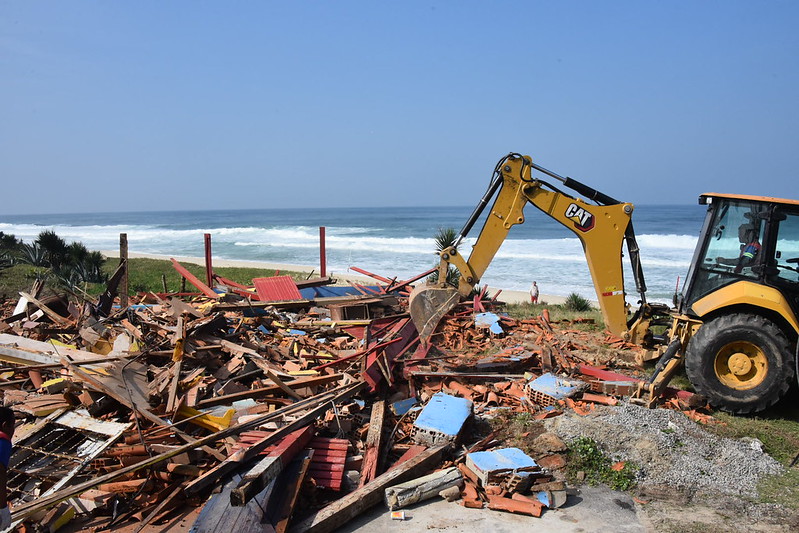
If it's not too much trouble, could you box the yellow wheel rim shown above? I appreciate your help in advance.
[714,341,768,390]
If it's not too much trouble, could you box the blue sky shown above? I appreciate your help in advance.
[2,1,797,214]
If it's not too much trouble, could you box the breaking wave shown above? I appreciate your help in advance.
[0,211,700,301]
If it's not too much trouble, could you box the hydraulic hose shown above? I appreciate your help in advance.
[648,336,682,384]
[455,155,510,247]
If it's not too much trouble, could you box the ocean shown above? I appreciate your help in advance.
[0,204,706,303]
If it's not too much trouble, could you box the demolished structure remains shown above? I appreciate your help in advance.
[0,235,776,532]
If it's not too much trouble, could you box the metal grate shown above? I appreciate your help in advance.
[7,410,130,505]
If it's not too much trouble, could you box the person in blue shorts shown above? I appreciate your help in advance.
[0,406,14,530]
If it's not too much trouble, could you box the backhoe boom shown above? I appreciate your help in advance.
[422,153,642,338]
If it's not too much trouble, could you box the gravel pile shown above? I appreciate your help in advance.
[546,402,783,498]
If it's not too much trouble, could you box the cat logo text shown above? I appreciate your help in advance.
[565,203,595,232]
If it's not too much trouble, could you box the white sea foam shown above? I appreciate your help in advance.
[0,219,698,301]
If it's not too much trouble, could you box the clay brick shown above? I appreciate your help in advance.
[487,494,543,517]
[537,454,567,471]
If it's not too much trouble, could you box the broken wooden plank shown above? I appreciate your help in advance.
[9,381,366,522]
[359,399,386,487]
[185,382,366,496]
[274,449,314,533]
[170,258,219,298]
[19,291,72,327]
[265,369,303,401]
[384,466,462,510]
[230,426,313,506]
[196,374,343,409]
[288,445,446,533]
[0,333,106,365]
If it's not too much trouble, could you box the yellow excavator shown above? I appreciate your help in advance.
[410,153,798,414]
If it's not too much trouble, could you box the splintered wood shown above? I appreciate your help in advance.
[0,262,706,532]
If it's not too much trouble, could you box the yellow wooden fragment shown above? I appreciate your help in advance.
[176,405,235,432]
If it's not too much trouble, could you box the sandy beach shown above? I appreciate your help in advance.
[102,251,567,305]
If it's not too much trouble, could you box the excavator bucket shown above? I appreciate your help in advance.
[408,285,462,344]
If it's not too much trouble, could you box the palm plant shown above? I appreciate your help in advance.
[81,251,108,283]
[35,230,69,269]
[434,227,458,253]
[428,227,461,287]
[0,232,21,252]
[67,241,90,266]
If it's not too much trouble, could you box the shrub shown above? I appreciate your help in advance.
[567,436,637,491]
[564,292,591,312]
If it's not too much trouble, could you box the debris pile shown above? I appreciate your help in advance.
[547,402,783,498]
[0,258,745,532]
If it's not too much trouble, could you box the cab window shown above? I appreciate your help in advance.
[771,210,799,284]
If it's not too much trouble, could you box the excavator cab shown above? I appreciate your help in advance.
[670,194,799,412]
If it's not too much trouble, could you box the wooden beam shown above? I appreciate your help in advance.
[230,426,313,506]
[196,374,343,409]
[18,292,71,327]
[288,445,445,533]
[170,258,219,298]
[204,233,214,288]
[274,449,314,533]
[119,233,128,309]
[384,466,462,510]
[359,399,386,487]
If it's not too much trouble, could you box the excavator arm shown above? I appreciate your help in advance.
[411,153,654,343]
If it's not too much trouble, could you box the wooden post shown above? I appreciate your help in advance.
[319,226,326,278]
[204,233,213,288]
[119,233,128,309]
[384,466,463,510]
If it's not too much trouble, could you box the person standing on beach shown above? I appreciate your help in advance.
[530,281,539,304]
[0,407,14,530]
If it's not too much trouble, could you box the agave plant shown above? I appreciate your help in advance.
[0,251,12,270]
[428,227,461,287]
[564,292,592,312]
[53,265,83,290]
[17,242,48,267]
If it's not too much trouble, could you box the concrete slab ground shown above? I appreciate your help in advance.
[339,485,646,533]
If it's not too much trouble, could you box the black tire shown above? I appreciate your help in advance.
[685,313,795,414]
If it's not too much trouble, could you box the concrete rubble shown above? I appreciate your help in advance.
[0,255,733,532]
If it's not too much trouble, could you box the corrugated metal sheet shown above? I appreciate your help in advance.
[252,276,303,302]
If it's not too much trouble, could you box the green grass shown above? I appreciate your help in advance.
[0,264,50,299]
[703,402,799,509]
[708,403,799,465]
[758,468,799,509]
[504,301,605,331]
[107,258,308,295]
[0,258,309,299]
